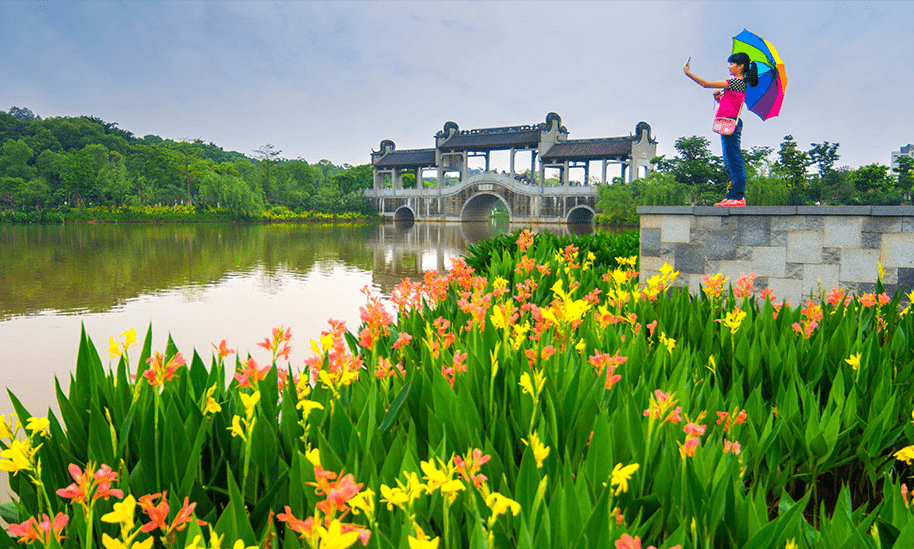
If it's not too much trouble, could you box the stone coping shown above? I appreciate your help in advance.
[636,206,914,216]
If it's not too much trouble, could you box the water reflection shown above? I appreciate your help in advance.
[1,220,630,502]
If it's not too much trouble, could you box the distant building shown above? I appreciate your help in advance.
[892,144,914,170]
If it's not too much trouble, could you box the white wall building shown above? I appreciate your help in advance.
[892,144,914,170]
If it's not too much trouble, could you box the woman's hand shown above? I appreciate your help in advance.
[714,89,724,101]
[683,59,691,75]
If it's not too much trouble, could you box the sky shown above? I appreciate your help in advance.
[2,0,913,172]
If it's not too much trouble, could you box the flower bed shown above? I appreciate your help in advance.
[3,229,914,549]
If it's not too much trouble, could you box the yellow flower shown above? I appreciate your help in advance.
[785,538,798,549]
[203,385,222,415]
[610,462,640,495]
[420,459,450,491]
[895,445,914,464]
[721,307,747,334]
[575,338,586,354]
[122,328,136,350]
[240,391,260,419]
[659,332,676,354]
[380,484,409,511]
[109,336,122,359]
[306,447,321,468]
[348,488,375,518]
[491,305,507,331]
[485,492,521,519]
[522,431,550,469]
[228,416,246,440]
[25,416,49,437]
[845,352,862,371]
[232,541,258,549]
[408,524,439,549]
[518,372,536,399]
[314,519,360,549]
[297,399,324,417]
[0,414,13,440]
[102,494,136,526]
[0,439,35,473]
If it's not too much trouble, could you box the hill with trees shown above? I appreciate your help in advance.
[0,106,374,222]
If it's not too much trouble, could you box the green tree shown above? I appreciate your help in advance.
[893,156,914,196]
[653,136,725,204]
[849,164,895,195]
[0,139,37,181]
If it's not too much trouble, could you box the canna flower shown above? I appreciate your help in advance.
[239,390,260,419]
[56,462,124,509]
[485,492,521,520]
[733,272,757,299]
[102,494,137,527]
[25,416,50,437]
[202,384,222,415]
[895,445,914,464]
[678,436,700,459]
[214,339,235,359]
[143,351,187,387]
[408,523,440,549]
[723,440,742,455]
[234,358,271,389]
[610,462,639,495]
[8,513,69,545]
[257,325,292,361]
[0,439,36,474]
[522,431,550,468]
[845,352,862,371]
[701,273,729,300]
[392,332,413,351]
[277,506,315,540]
[720,307,747,334]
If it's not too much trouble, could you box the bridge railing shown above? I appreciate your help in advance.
[364,172,599,198]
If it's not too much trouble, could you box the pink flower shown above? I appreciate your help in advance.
[392,332,413,351]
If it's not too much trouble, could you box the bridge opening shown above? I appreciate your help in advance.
[567,206,595,224]
[394,206,415,223]
[420,167,437,189]
[461,193,511,222]
[442,170,462,188]
[543,166,563,186]
[381,173,392,189]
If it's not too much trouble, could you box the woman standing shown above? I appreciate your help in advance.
[684,52,759,206]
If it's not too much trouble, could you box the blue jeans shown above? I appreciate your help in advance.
[721,119,745,199]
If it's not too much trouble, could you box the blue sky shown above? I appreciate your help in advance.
[2,0,912,171]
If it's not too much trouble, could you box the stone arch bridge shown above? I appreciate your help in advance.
[366,172,600,224]
[365,113,657,223]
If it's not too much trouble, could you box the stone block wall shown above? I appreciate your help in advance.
[637,206,914,304]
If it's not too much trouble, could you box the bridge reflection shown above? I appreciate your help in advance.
[365,221,595,295]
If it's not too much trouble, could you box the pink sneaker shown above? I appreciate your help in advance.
[714,198,746,207]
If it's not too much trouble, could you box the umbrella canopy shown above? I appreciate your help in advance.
[732,29,787,120]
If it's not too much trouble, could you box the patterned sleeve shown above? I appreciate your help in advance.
[728,78,747,93]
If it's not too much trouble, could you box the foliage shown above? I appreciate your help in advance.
[4,232,914,548]
[463,227,639,274]
[0,108,374,219]
[745,176,790,206]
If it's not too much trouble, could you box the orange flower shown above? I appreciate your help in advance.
[56,462,123,509]
[143,352,186,386]
[9,513,69,545]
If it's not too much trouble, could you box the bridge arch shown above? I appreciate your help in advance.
[393,206,416,223]
[460,192,513,222]
[567,205,596,224]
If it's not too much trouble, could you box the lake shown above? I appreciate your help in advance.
[0,221,603,420]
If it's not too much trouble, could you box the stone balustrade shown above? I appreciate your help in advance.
[637,206,914,303]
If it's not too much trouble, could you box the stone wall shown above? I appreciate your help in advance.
[638,206,914,303]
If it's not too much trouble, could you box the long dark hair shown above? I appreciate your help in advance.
[728,52,759,87]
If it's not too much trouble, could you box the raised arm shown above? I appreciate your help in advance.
[683,60,729,89]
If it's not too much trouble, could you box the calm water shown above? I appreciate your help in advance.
[0,220,602,502]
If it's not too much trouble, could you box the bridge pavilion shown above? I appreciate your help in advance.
[367,113,657,223]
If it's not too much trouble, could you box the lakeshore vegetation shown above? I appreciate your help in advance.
[0,107,375,223]
[3,229,914,548]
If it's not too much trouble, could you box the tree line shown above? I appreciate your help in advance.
[597,135,914,224]
[0,106,374,220]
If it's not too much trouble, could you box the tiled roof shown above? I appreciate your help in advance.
[373,148,437,168]
[540,138,633,161]
[438,130,541,151]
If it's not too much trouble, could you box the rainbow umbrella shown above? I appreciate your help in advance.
[732,29,787,120]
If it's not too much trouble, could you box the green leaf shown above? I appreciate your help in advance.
[214,465,257,546]
[379,377,413,433]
